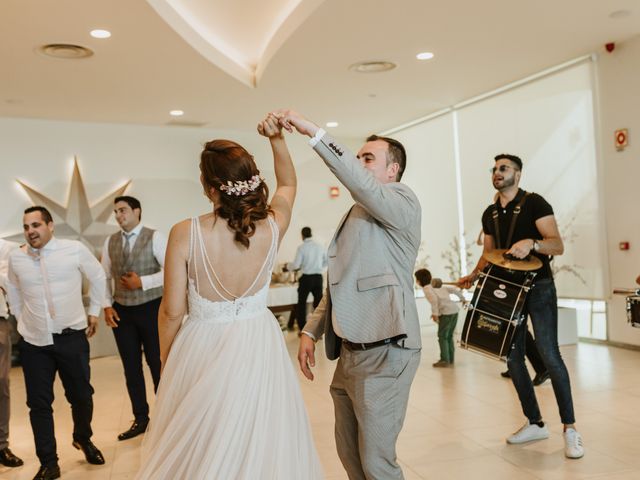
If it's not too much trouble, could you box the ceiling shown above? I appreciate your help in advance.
[1,0,639,138]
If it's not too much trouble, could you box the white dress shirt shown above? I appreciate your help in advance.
[7,238,106,347]
[100,223,167,305]
[287,238,327,275]
[422,284,465,316]
[0,239,19,318]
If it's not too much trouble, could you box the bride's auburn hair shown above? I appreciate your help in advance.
[200,139,272,248]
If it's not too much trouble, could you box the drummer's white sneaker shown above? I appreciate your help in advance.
[563,428,584,459]
[506,421,549,444]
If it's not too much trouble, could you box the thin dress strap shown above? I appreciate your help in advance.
[188,217,200,295]
[263,216,279,287]
[194,216,278,301]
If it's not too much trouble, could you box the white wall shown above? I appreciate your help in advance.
[395,113,458,280]
[597,34,640,345]
[0,117,358,266]
[0,117,364,356]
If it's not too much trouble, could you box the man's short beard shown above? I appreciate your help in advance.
[495,176,516,191]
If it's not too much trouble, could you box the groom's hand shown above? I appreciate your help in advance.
[257,113,283,139]
[272,109,319,138]
[297,334,316,381]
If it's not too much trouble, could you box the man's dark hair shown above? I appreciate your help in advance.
[301,227,312,239]
[115,195,142,220]
[24,206,53,224]
[414,268,432,287]
[366,135,407,181]
[494,153,523,171]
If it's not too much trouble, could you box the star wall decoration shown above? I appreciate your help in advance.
[5,157,130,255]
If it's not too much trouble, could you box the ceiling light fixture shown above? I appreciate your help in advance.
[170,110,184,117]
[416,52,434,60]
[90,29,111,39]
[609,10,631,19]
[38,44,93,59]
[349,61,396,73]
[326,121,339,128]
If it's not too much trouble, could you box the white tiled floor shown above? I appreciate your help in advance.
[3,325,640,479]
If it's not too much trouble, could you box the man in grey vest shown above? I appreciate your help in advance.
[101,196,167,441]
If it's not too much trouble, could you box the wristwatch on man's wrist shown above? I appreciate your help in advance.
[533,239,540,252]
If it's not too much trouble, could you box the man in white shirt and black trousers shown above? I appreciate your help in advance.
[7,206,106,480]
[0,239,23,469]
[101,196,166,441]
[286,227,327,332]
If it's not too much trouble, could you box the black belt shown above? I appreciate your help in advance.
[52,328,83,337]
[342,334,407,351]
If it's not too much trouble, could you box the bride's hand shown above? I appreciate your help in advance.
[257,114,283,139]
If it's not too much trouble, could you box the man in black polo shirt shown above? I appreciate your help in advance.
[459,153,584,459]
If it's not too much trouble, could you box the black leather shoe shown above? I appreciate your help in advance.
[500,370,511,378]
[0,447,24,467]
[118,419,149,441]
[72,439,105,465]
[32,464,61,480]
[533,371,550,386]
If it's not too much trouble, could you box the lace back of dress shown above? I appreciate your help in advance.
[187,216,278,304]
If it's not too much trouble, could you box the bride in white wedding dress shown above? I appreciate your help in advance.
[135,115,323,479]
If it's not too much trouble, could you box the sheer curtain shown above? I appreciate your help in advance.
[396,61,605,298]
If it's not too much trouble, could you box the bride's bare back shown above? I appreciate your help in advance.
[188,213,277,302]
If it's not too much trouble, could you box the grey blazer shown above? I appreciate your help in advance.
[303,134,422,360]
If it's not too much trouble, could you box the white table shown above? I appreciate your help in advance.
[267,283,298,307]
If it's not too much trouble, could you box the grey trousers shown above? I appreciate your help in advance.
[330,343,421,480]
[0,318,11,450]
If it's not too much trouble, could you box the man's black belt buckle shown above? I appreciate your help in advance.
[343,334,407,351]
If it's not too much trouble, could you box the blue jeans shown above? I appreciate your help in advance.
[507,279,576,425]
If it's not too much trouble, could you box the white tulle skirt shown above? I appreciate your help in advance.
[135,309,323,480]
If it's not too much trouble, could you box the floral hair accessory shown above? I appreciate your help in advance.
[219,175,263,196]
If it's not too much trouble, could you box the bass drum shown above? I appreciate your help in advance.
[627,296,640,328]
[460,264,536,361]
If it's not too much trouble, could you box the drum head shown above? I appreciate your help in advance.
[483,249,543,271]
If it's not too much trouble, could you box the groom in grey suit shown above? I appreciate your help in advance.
[277,110,422,479]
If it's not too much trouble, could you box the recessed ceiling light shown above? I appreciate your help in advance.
[169,110,184,117]
[326,121,339,128]
[90,29,111,39]
[609,10,631,19]
[349,61,396,73]
[416,52,434,60]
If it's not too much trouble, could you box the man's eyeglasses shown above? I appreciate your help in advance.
[490,165,515,174]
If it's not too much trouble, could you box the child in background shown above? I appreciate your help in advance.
[415,269,465,367]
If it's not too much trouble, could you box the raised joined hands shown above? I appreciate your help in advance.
[257,113,283,139]
[270,109,320,138]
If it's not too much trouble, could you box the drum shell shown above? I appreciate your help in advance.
[460,265,536,361]
[627,296,640,328]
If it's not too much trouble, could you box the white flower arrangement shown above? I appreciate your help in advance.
[219,175,263,196]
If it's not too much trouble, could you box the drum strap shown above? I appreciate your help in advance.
[492,192,530,249]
